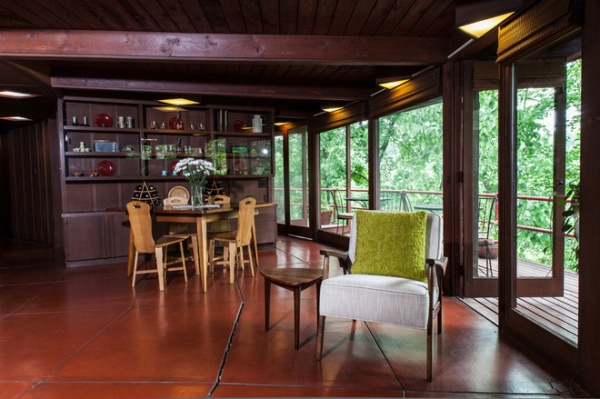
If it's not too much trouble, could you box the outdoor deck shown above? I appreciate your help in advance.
[462,257,579,345]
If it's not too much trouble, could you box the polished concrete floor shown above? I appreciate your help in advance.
[0,236,579,398]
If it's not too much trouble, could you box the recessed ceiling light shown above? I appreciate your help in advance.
[0,116,33,121]
[0,90,39,99]
[158,98,200,106]
[377,79,409,90]
[152,106,187,112]
[459,12,514,39]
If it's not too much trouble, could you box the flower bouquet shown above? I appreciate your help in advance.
[173,158,215,207]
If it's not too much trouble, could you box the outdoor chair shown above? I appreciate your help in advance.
[478,195,498,277]
[331,189,353,234]
[209,197,257,284]
[127,201,198,291]
[316,210,447,381]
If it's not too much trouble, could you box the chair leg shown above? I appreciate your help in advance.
[131,250,140,287]
[208,239,215,274]
[228,242,236,284]
[155,247,166,291]
[190,237,200,276]
[179,242,188,282]
[247,245,255,276]
[316,315,326,360]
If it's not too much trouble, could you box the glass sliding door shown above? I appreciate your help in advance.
[274,126,311,237]
[288,127,309,228]
[498,31,581,356]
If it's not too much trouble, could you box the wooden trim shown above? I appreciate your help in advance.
[309,102,367,132]
[579,0,600,393]
[0,30,452,65]
[497,0,582,64]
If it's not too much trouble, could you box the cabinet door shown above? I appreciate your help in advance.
[109,213,131,258]
[63,214,107,261]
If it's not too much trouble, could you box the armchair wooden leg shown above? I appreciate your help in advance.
[316,315,326,360]
[427,319,433,382]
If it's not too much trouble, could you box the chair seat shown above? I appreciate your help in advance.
[320,274,438,329]
[212,231,237,242]
[156,235,188,247]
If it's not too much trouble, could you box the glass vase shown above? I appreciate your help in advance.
[190,181,204,207]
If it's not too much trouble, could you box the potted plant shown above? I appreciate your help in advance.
[321,207,333,224]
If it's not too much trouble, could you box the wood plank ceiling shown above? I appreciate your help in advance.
[0,0,470,128]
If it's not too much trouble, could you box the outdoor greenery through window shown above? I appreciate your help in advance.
[476,60,581,272]
[319,121,368,232]
[378,99,443,212]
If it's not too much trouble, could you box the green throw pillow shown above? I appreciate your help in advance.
[352,211,428,282]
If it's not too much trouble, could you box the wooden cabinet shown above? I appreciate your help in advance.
[63,212,130,263]
[58,96,276,265]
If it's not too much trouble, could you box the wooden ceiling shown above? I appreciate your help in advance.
[0,0,479,128]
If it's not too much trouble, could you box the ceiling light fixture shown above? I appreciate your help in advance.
[458,12,514,38]
[152,106,187,112]
[455,0,521,38]
[377,78,409,90]
[158,98,200,106]
[0,90,39,99]
[0,116,33,121]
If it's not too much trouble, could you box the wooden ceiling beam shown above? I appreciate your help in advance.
[50,76,374,101]
[0,30,451,65]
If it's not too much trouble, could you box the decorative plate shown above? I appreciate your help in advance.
[233,119,245,132]
[169,117,177,129]
[95,113,113,128]
[97,160,116,176]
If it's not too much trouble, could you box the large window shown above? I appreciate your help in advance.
[378,100,444,212]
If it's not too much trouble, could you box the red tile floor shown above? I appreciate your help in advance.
[0,236,580,398]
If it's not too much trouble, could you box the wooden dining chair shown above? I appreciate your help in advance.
[209,197,257,284]
[207,194,232,234]
[127,201,197,291]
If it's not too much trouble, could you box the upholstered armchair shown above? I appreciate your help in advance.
[316,210,447,381]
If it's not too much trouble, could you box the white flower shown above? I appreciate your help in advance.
[174,158,215,184]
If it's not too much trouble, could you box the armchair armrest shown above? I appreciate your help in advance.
[320,248,352,277]
[426,256,448,277]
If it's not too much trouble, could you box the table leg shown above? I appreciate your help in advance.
[127,227,135,277]
[264,279,271,331]
[294,286,301,349]
[196,217,208,293]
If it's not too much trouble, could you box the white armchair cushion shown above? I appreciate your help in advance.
[320,274,439,329]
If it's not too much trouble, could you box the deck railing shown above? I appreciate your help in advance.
[274,187,578,270]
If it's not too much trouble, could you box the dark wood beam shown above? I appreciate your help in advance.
[0,30,451,65]
[50,77,374,101]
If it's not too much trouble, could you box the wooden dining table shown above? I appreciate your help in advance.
[126,203,269,293]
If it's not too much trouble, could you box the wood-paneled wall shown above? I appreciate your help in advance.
[2,119,60,245]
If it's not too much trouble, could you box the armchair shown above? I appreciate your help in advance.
[316,210,447,381]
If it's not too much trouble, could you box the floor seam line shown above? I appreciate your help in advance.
[206,272,245,397]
